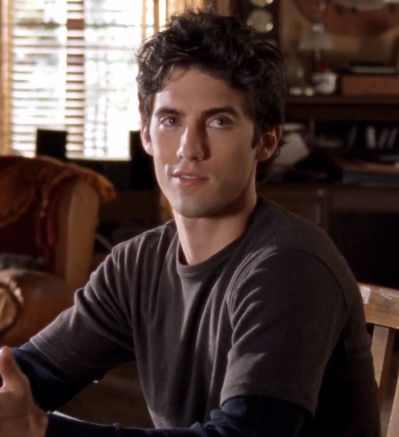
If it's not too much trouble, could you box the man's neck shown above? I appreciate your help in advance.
[174,198,257,265]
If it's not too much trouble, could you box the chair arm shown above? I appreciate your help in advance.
[0,268,74,346]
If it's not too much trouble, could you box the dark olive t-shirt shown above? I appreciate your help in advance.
[31,198,380,436]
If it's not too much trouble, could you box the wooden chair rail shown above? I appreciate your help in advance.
[359,283,399,437]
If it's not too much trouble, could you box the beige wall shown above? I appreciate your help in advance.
[280,0,399,69]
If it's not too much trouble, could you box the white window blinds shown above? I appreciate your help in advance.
[1,0,212,158]
[12,0,68,155]
[5,0,164,158]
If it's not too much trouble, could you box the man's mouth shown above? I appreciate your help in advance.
[172,171,208,184]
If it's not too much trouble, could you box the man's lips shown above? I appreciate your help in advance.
[172,171,208,185]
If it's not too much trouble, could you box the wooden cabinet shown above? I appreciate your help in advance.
[286,95,399,123]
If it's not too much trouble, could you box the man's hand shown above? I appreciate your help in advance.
[0,346,48,437]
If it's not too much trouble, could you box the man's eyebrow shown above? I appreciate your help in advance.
[204,106,239,118]
[153,106,240,118]
[153,107,181,118]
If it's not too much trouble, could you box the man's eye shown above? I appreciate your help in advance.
[160,116,177,127]
[208,117,232,128]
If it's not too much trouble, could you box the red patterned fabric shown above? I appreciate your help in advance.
[0,156,116,270]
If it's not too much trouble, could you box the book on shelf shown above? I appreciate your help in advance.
[347,125,399,157]
[345,63,397,75]
[332,158,399,187]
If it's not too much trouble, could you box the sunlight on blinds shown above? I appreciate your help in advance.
[0,0,13,154]
[7,0,208,158]
[12,0,67,154]
[83,0,153,158]
[10,0,162,158]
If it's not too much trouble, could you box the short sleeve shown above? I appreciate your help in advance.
[31,247,135,379]
[221,249,348,414]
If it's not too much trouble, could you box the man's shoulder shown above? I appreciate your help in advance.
[249,197,331,254]
[111,220,177,259]
[239,197,358,300]
[240,197,354,287]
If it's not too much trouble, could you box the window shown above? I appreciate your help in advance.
[0,0,210,158]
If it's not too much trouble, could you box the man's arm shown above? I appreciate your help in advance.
[7,343,308,437]
[13,342,93,411]
[46,396,307,436]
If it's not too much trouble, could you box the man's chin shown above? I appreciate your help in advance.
[172,201,243,221]
[172,202,221,220]
[169,189,255,220]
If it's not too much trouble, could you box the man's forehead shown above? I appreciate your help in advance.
[152,66,252,114]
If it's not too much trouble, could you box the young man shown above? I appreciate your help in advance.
[0,10,380,437]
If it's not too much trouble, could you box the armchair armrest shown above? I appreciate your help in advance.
[0,269,74,346]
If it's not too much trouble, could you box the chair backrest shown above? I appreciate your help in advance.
[359,283,399,437]
[51,177,100,289]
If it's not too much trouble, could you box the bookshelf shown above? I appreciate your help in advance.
[279,96,399,287]
[285,95,399,161]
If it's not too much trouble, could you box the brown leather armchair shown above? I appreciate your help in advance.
[0,156,115,346]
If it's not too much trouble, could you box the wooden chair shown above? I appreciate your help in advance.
[359,283,399,437]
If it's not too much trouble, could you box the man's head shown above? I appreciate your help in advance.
[136,11,285,220]
[137,10,285,144]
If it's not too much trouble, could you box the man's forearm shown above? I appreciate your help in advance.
[12,342,93,411]
[45,396,307,437]
[13,343,307,437]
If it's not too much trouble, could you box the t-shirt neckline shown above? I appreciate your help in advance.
[175,197,267,278]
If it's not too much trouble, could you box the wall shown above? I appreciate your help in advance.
[280,0,399,70]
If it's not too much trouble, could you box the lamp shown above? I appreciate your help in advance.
[298,1,337,94]
[299,22,333,72]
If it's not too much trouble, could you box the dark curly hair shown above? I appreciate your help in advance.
[136,10,286,177]
[137,10,285,127]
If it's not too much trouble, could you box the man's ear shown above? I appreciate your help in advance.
[255,125,282,162]
[140,121,153,156]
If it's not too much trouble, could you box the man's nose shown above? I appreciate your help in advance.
[177,125,206,161]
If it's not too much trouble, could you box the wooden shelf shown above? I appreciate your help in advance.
[286,95,399,123]
[259,183,399,217]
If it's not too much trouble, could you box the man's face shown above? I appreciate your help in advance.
[141,67,272,219]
